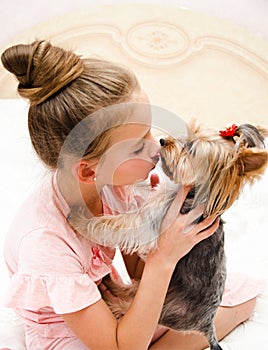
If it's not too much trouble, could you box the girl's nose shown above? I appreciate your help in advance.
[151,152,160,164]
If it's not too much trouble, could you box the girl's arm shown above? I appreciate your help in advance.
[62,253,177,350]
[62,187,219,350]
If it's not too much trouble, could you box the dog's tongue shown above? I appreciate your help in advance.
[150,173,159,188]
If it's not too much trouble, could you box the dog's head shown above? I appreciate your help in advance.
[160,121,268,217]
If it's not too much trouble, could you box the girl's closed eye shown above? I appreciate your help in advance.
[134,141,145,155]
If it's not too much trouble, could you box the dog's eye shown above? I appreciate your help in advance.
[134,142,145,154]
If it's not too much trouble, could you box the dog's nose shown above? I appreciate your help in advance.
[159,138,165,146]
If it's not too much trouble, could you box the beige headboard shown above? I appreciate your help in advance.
[0,3,267,128]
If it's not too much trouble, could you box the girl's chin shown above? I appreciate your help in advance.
[111,169,155,186]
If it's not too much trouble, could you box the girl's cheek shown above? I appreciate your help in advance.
[115,158,153,178]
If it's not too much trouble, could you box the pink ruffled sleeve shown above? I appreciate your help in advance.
[6,273,101,314]
[5,229,102,314]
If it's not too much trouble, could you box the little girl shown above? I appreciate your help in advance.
[1,41,262,350]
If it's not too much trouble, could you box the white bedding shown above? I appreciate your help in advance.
[0,99,267,349]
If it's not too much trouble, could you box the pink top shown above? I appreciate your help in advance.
[4,171,264,349]
[4,171,116,349]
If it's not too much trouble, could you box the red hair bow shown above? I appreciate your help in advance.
[219,124,238,138]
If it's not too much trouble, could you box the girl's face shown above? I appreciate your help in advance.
[98,124,159,186]
[95,93,160,186]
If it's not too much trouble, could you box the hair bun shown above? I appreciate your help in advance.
[1,40,84,105]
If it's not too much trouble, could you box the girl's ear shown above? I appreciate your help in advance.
[72,160,97,184]
[237,148,268,179]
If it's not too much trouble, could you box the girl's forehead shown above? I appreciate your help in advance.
[127,100,152,125]
[110,123,151,144]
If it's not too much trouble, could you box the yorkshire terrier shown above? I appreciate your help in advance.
[68,122,268,350]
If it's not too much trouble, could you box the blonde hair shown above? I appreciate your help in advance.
[1,40,140,168]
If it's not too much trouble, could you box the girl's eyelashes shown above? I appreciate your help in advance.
[133,141,145,154]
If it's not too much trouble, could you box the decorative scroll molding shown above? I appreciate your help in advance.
[1,18,266,69]
[0,3,267,128]
[50,21,268,75]
[192,35,268,76]
[52,24,122,45]
[125,22,189,59]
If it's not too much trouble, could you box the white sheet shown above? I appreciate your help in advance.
[0,99,267,349]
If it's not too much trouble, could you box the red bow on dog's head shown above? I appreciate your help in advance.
[219,124,238,138]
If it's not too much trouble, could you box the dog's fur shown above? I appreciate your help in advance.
[68,122,268,350]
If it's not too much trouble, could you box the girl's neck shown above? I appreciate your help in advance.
[56,170,103,217]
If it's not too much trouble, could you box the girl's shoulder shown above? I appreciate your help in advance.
[6,172,68,239]
[5,172,80,270]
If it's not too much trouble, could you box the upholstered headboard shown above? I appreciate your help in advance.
[1,4,267,128]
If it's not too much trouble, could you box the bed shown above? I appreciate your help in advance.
[0,4,267,349]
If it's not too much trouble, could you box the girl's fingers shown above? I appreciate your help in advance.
[98,283,108,294]
[160,186,192,234]
[195,217,220,242]
[163,185,192,224]
[99,283,119,302]
[182,204,205,233]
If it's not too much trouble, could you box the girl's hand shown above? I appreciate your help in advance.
[149,186,220,267]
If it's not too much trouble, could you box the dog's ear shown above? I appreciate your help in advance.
[256,125,268,139]
[236,148,268,178]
